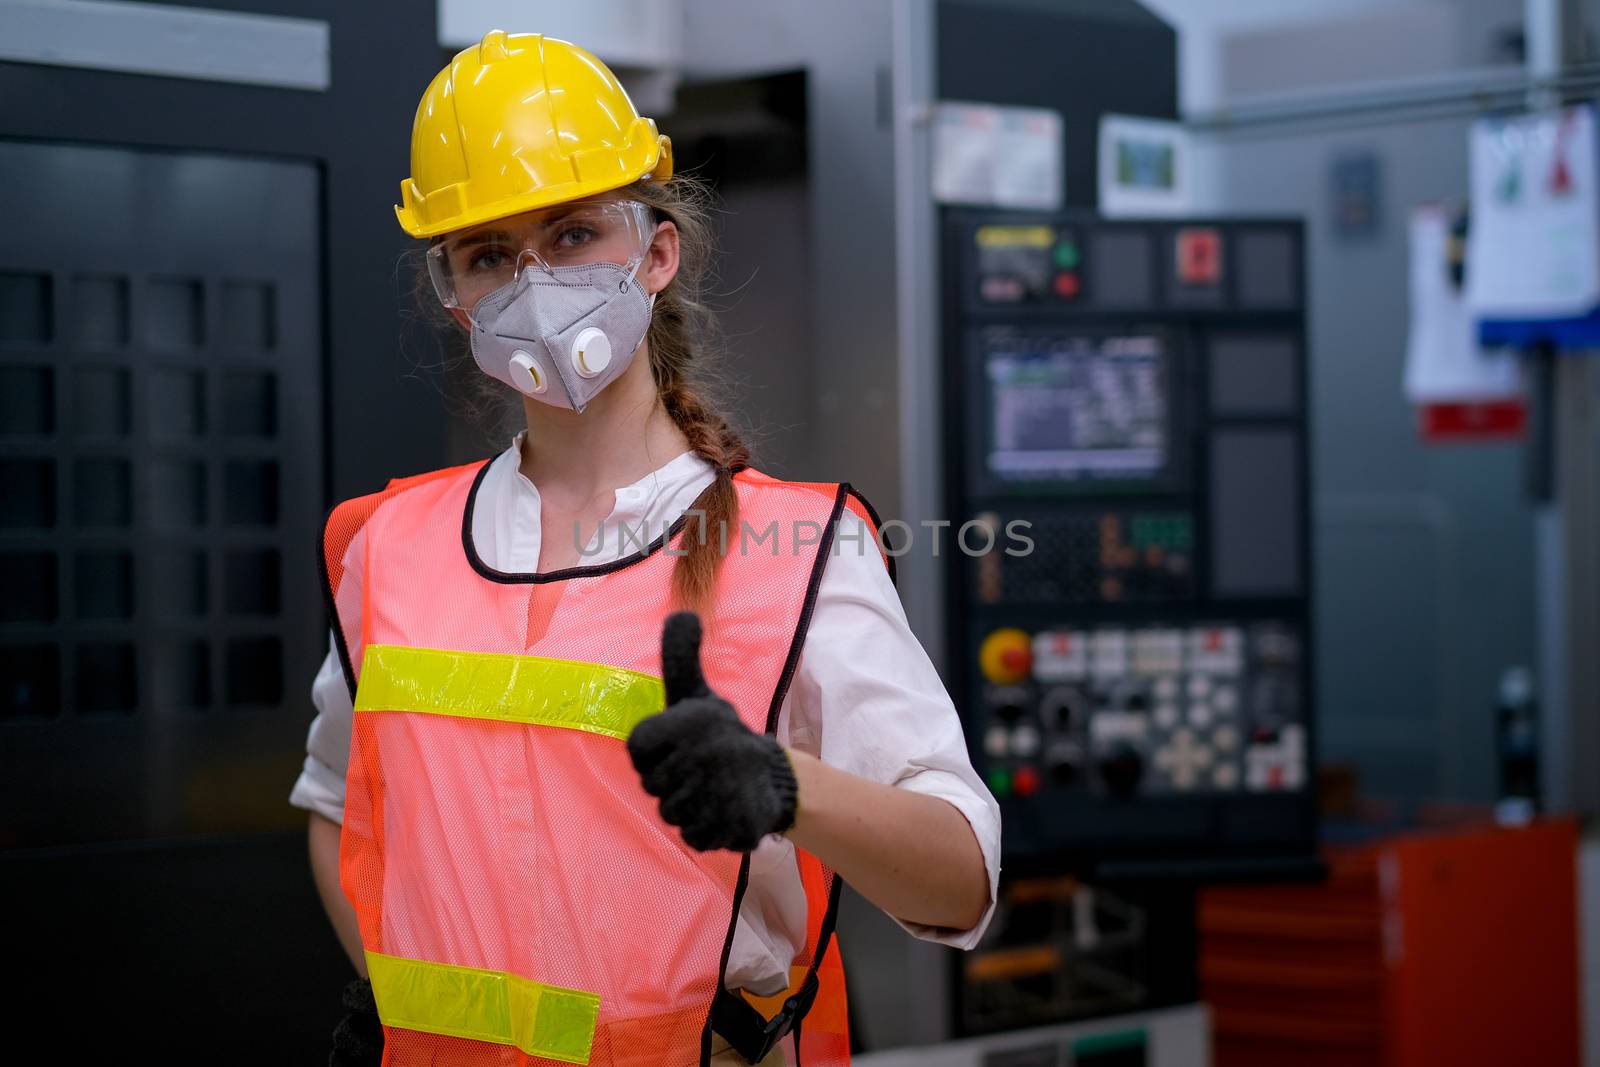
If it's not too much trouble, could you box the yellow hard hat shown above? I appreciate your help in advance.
[395,30,673,239]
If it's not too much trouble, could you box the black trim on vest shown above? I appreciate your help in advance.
[319,503,359,704]
[840,482,896,588]
[704,483,851,1067]
[460,457,695,584]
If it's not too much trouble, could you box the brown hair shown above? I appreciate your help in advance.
[618,176,751,614]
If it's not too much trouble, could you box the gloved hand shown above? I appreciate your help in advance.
[329,977,383,1067]
[627,611,799,852]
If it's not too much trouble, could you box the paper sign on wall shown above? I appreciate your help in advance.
[1405,204,1525,442]
[932,101,1062,211]
[1467,105,1600,320]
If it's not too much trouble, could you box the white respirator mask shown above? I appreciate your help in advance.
[426,198,660,413]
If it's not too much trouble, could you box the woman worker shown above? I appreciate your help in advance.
[289,30,1000,1067]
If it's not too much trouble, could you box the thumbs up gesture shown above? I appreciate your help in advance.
[626,611,799,852]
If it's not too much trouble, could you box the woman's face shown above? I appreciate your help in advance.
[429,194,677,325]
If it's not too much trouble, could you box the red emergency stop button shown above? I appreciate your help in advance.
[1013,766,1041,796]
[979,628,1033,685]
[1053,272,1080,298]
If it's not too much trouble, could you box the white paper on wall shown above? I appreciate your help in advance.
[932,101,1062,211]
[1405,205,1521,403]
[1466,105,1600,319]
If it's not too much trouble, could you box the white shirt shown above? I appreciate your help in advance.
[289,437,1001,994]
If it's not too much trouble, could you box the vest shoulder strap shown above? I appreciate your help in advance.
[736,471,895,585]
[320,460,487,697]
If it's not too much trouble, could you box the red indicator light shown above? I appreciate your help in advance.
[1053,272,1081,298]
[1176,228,1223,285]
[1013,766,1041,796]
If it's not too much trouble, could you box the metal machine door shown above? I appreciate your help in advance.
[0,140,322,845]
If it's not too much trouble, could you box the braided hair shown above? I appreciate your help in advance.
[622,176,752,613]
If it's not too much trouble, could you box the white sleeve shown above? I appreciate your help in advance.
[287,632,355,825]
[782,506,1002,949]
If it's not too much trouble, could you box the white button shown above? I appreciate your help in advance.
[1187,675,1212,701]
[572,327,611,378]
[984,726,1009,758]
[1213,685,1239,714]
[1188,703,1214,728]
[1154,676,1179,702]
[1213,763,1240,789]
[1154,704,1179,730]
[1213,724,1240,752]
[1012,725,1041,758]
[508,350,546,395]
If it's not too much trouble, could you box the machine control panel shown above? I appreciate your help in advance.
[944,212,1312,865]
[978,623,1305,802]
[974,509,1195,604]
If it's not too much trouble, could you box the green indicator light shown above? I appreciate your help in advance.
[987,768,1012,797]
[1054,243,1079,269]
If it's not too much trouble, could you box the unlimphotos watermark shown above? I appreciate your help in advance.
[573,512,1034,559]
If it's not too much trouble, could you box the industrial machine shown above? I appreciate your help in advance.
[944,211,1315,870]
[941,211,1318,1039]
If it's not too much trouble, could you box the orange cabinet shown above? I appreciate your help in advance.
[1200,819,1580,1067]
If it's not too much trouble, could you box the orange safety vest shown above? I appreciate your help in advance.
[322,461,891,1066]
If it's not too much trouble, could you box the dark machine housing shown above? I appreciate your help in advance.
[943,211,1317,876]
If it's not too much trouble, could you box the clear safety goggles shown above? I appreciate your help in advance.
[426,197,657,314]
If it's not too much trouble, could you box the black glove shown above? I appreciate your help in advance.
[627,611,799,852]
[329,977,383,1067]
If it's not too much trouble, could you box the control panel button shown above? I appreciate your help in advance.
[1011,724,1042,758]
[1033,631,1088,681]
[980,628,1034,685]
[1132,630,1184,675]
[1099,745,1144,797]
[986,768,1012,797]
[984,725,1010,758]
[1013,766,1041,797]
[1041,685,1087,729]
[1090,630,1129,678]
[1189,626,1245,675]
[1053,272,1081,299]
[994,701,1027,725]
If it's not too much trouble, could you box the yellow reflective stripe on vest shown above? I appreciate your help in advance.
[355,644,665,740]
[366,950,601,1063]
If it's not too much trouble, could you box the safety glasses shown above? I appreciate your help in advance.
[426,197,657,314]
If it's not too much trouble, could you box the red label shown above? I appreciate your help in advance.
[1418,400,1526,442]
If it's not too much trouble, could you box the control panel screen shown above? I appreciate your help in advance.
[985,332,1169,486]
